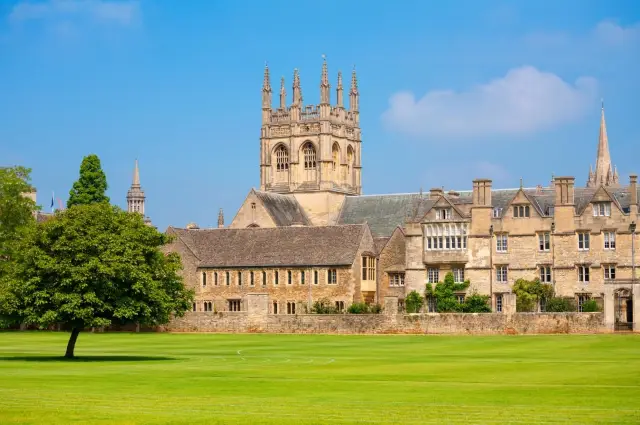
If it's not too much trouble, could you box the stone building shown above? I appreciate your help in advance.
[164,224,376,314]
[165,62,638,329]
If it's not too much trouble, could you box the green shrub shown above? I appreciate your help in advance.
[309,298,338,314]
[424,272,469,312]
[513,278,554,312]
[405,290,424,313]
[544,297,575,312]
[581,299,600,312]
[461,292,491,313]
[347,303,382,314]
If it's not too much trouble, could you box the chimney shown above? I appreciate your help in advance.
[630,174,638,214]
[429,187,444,199]
[447,190,460,199]
[472,179,492,206]
[554,177,575,206]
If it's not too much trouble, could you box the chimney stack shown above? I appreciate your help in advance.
[429,187,444,199]
[472,179,492,206]
[554,177,575,206]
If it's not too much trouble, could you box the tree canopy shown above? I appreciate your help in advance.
[0,166,37,270]
[1,203,193,358]
[67,154,110,207]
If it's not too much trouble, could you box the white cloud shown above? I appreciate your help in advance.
[9,0,139,26]
[594,21,640,46]
[381,66,597,139]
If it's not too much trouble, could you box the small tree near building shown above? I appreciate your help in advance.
[405,290,424,313]
[512,278,554,312]
[425,272,490,313]
[1,203,194,358]
[67,154,110,208]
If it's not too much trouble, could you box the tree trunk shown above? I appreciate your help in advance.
[65,328,81,359]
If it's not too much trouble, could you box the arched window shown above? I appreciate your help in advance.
[303,142,316,170]
[275,145,289,171]
[347,145,354,184]
[332,143,340,172]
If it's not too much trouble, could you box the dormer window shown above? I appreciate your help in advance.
[436,208,452,220]
[546,206,554,216]
[592,202,611,217]
[513,205,530,218]
[492,208,502,218]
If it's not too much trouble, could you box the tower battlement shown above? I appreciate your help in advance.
[259,59,362,195]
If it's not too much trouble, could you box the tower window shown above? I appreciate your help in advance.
[303,142,317,170]
[332,143,340,172]
[275,145,289,171]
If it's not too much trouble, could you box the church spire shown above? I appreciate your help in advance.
[133,159,140,187]
[587,101,618,187]
[126,159,147,219]
[595,101,611,184]
[218,208,224,228]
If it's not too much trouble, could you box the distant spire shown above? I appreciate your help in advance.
[279,76,286,109]
[133,159,140,187]
[218,208,224,228]
[520,177,523,189]
[588,101,616,187]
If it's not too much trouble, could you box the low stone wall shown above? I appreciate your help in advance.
[165,311,605,335]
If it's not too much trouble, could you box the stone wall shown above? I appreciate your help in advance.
[165,311,605,334]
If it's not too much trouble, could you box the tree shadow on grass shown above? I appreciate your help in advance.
[0,355,178,362]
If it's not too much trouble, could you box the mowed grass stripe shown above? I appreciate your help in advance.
[0,332,638,424]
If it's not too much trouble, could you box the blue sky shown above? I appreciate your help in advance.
[1,0,639,230]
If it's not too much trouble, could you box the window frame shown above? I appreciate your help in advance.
[496,234,508,253]
[578,232,590,251]
[538,232,550,252]
[496,266,508,283]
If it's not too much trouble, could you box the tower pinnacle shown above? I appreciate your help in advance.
[126,159,149,223]
[279,76,286,109]
[336,71,344,107]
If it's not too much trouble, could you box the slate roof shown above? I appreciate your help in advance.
[253,190,311,226]
[373,237,390,255]
[337,193,434,237]
[168,224,367,268]
[336,186,640,235]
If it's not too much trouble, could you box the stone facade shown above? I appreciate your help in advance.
[259,61,362,196]
[166,64,638,332]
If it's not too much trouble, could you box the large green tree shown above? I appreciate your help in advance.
[2,203,193,358]
[67,154,110,207]
[0,166,37,268]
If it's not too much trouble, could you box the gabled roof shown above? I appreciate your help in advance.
[252,190,311,226]
[167,224,367,268]
[337,193,434,237]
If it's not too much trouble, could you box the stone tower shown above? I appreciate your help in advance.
[127,159,152,225]
[259,59,362,195]
[587,103,619,187]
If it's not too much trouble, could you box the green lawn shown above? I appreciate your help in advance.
[0,332,639,424]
